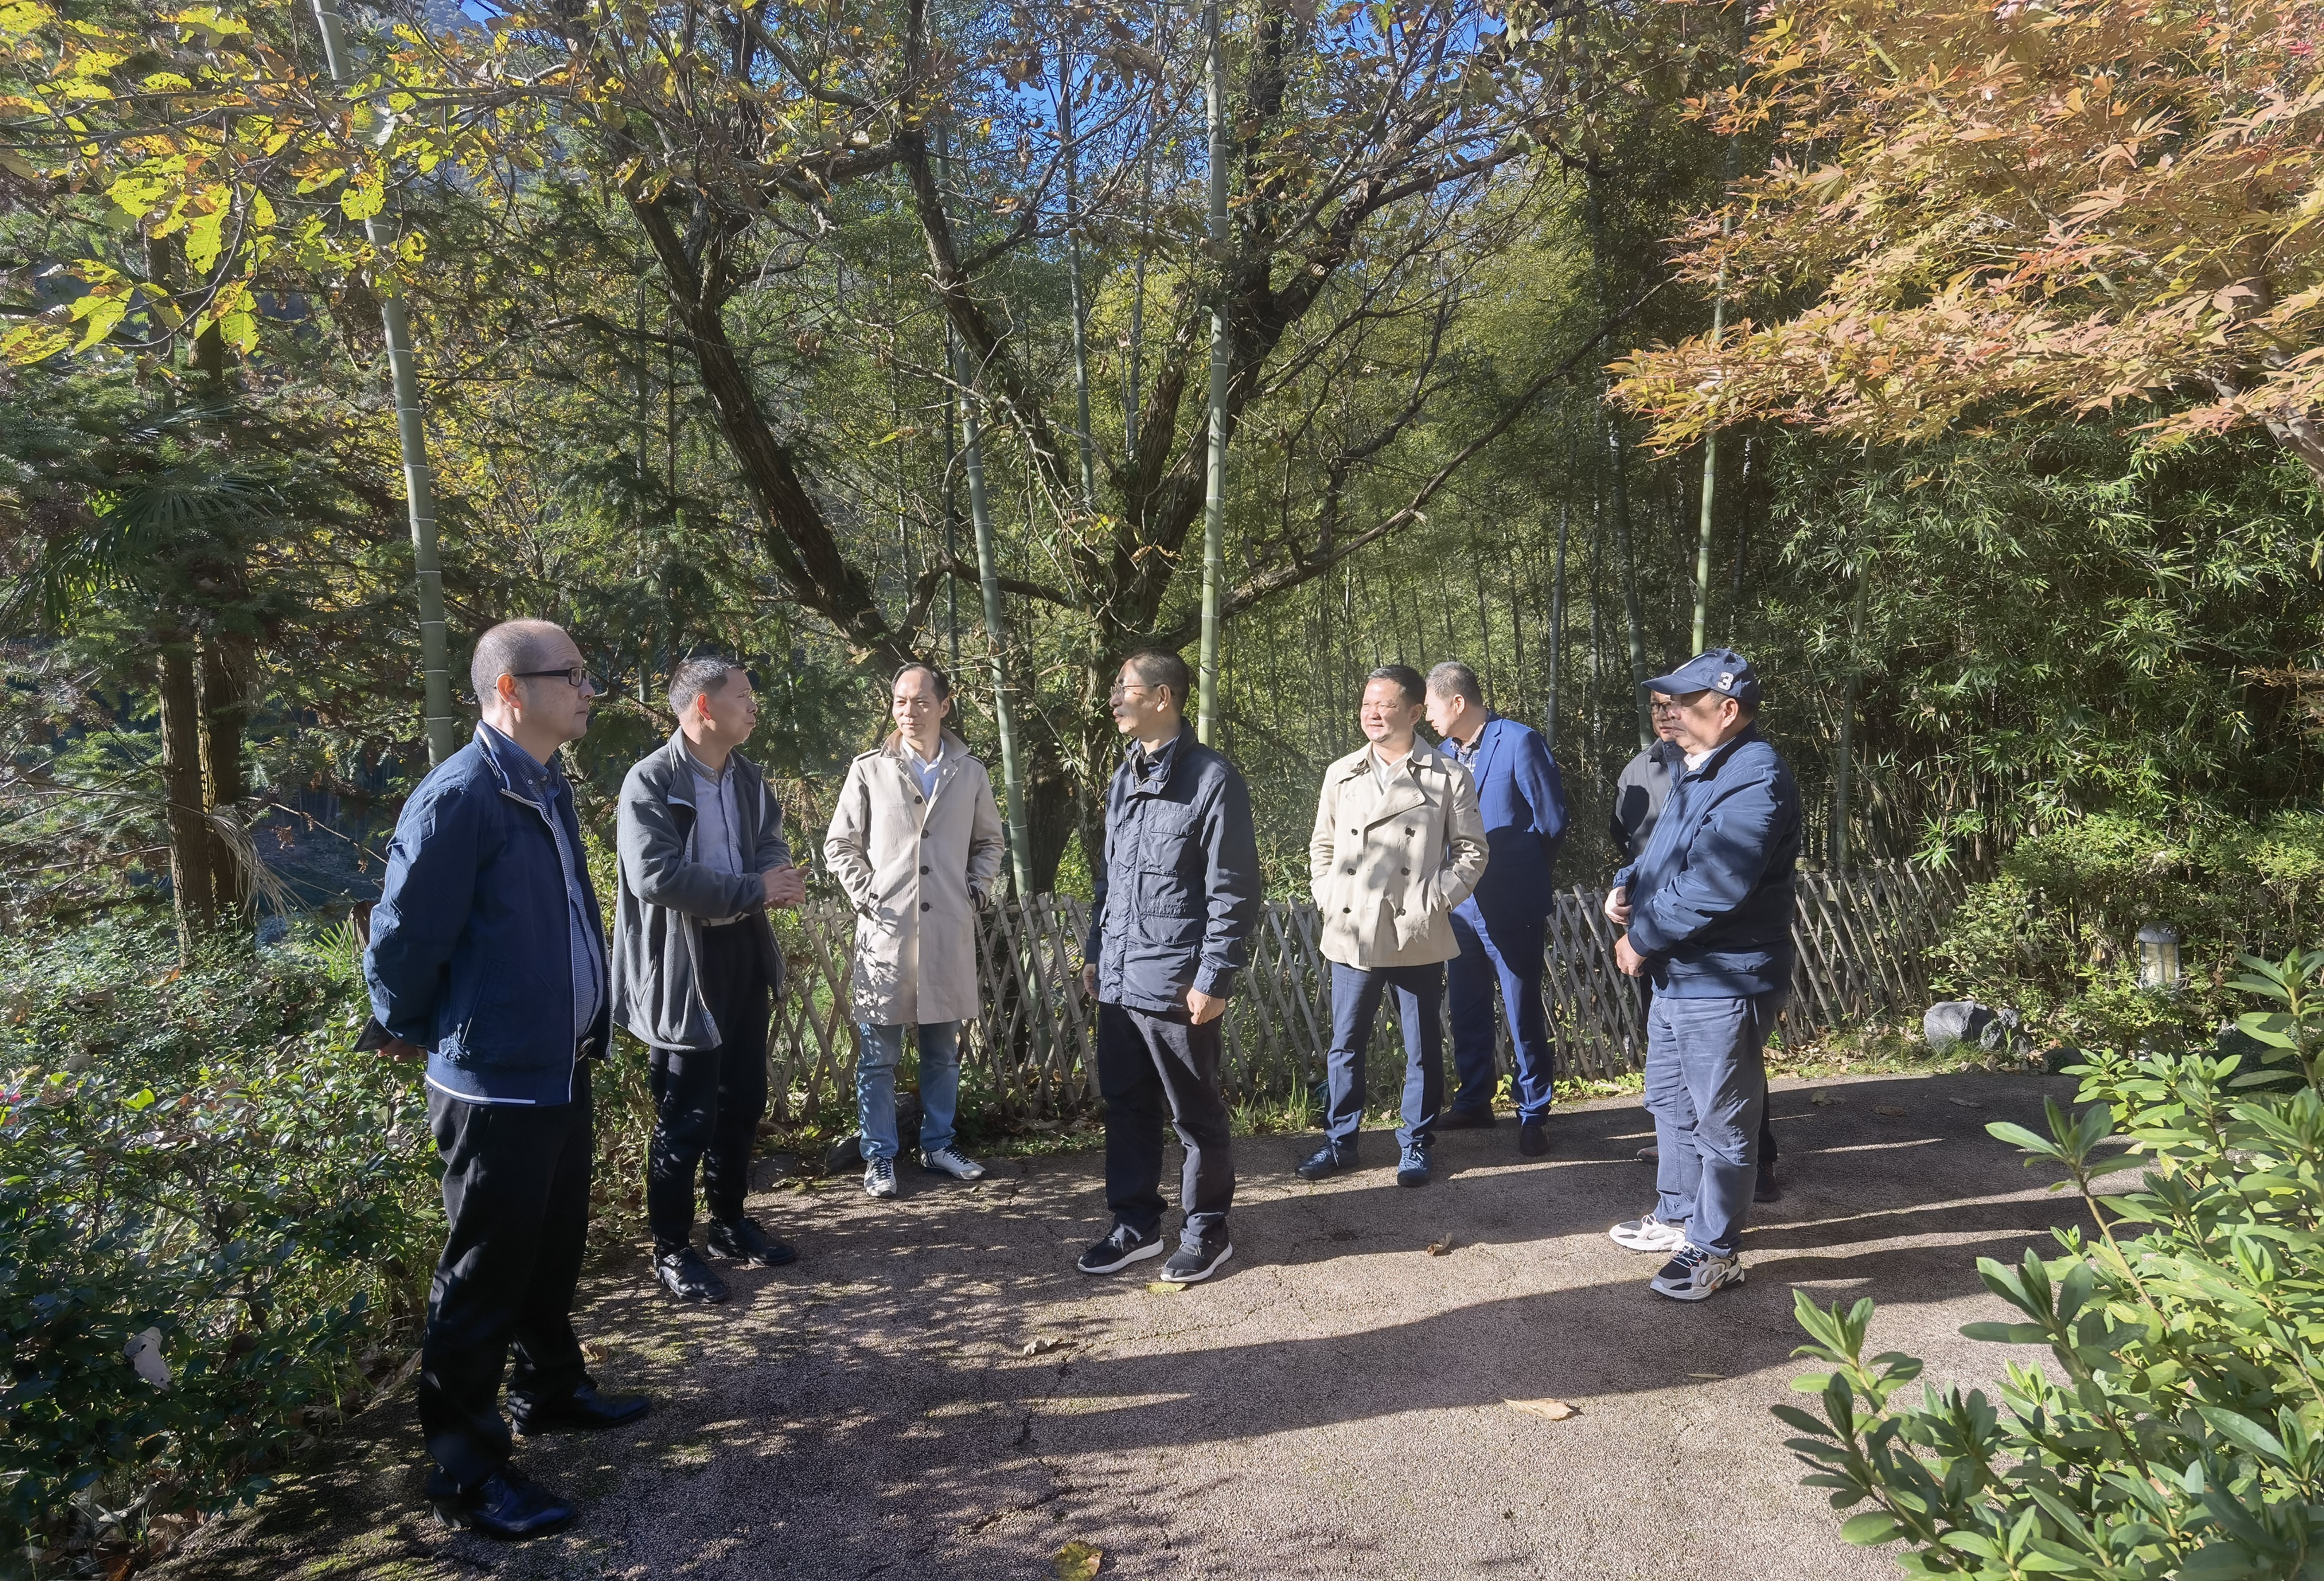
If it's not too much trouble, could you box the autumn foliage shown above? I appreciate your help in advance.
[1611,0,2324,482]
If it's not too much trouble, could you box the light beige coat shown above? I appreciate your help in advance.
[1309,740,1488,969]
[823,732,1007,1027]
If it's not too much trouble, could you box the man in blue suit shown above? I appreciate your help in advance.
[1424,662,1570,1155]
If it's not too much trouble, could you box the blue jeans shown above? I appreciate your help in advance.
[1446,912,1554,1121]
[1645,991,1782,1259]
[856,1021,962,1161]
[1324,962,1444,1151]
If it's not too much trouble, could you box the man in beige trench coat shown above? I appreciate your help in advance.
[824,663,1007,1199]
[1297,664,1488,1189]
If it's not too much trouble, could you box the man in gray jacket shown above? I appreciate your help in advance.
[613,657,806,1303]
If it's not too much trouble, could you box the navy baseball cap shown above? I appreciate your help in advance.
[1644,648,1761,710]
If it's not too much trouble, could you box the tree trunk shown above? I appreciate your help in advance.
[1545,498,1569,750]
[1830,556,1872,869]
[1608,420,1650,746]
[158,637,214,957]
[198,629,253,917]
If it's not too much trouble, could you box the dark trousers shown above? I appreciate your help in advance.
[420,1064,594,1494]
[647,920,770,1255]
[1446,913,1554,1122]
[1640,977,1776,1165]
[1097,1001,1235,1253]
[1324,962,1444,1151]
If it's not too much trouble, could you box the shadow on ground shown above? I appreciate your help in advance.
[158,1068,2093,1581]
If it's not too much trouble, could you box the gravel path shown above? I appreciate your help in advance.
[160,1068,2088,1580]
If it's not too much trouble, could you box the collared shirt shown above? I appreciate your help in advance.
[479,723,604,1049]
[1131,729,1183,787]
[1441,715,1490,767]
[904,735,945,800]
[1368,743,1415,790]
[1684,746,1716,773]
[683,743,753,927]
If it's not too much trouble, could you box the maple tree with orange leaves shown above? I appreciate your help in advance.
[1610,0,2324,484]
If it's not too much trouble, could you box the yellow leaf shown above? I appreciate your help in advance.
[1053,1540,1102,1580]
[1506,1397,1577,1421]
[1426,1234,1454,1256]
[1143,1280,1184,1295]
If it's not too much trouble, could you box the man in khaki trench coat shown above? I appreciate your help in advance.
[824,664,1007,1199]
[1297,664,1488,1188]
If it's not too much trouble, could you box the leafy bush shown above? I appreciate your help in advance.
[1932,809,2324,1049]
[0,919,438,1573]
[1780,950,2324,1577]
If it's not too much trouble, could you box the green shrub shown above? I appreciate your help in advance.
[1931,809,2324,1049]
[0,919,438,1572]
[1779,950,2324,1577]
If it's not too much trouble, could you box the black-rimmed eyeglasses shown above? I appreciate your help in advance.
[512,667,600,690]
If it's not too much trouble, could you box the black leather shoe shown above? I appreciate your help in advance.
[1296,1143,1357,1182]
[430,1468,576,1541]
[707,1216,796,1268]
[1518,1119,1550,1157]
[1754,1160,1782,1203]
[653,1246,729,1303]
[1437,1107,1497,1131]
[510,1382,651,1436]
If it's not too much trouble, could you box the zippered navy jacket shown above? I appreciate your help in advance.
[1084,724,1262,1016]
[1612,725,1800,999]
[365,726,613,1104]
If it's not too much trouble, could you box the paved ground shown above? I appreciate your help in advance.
[161,1068,2092,1581]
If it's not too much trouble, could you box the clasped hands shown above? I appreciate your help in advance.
[1077,962,1225,1025]
[761,864,807,909]
[1603,885,1646,978]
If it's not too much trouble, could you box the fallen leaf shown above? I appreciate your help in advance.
[1874,1104,1907,1117]
[1144,1281,1185,1295]
[1946,1097,1984,1109]
[1809,1091,1842,1107]
[1053,1539,1103,1580]
[1506,1397,1578,1421]
[1022,1337,1063,1356]
[1426,1234,1456,1256]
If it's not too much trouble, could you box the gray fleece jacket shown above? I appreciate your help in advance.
[612,731,790,1052]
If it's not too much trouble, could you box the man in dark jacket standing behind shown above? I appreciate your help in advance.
[365,619,649,1540]
[1602,649,1800,1303]
[1077,649,1262,1286]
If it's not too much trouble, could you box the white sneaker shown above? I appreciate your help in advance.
[921,1146,986,1181]
[1608,1211,1688,1253]
[1650,1244,1746,1301]
[863,1157,898,1199]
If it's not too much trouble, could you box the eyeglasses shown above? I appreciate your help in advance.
[513,667,599,690]
[1648,699,1680,713]
[1108,683,1154,700]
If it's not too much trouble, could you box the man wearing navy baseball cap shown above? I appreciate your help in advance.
[1600,648,1800,1301]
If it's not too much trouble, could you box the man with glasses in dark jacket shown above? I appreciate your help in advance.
[1076,649,1262,1286]
[366,619,649,1540]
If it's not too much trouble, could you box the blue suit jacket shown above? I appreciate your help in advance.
[1448,713,1569,936]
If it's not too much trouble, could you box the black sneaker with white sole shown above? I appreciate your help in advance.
[1158,1238,1233,1284]
[1649,1243,1745,1301]
[1075,1223,1165,1275]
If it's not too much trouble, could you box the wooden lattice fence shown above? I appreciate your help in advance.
[764,861,1964,1126]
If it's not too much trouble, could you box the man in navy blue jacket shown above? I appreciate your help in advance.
[1424,662,1569,1155]
[1076,648,1262,1287]
[366,619,648,1539]
[1602,648,1800,1303]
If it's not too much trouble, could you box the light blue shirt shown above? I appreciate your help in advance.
[907,737,945,799]
[479,724,604,1049]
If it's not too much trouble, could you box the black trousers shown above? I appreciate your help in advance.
[646,920,770,1255]
[419,1063,594,1494]
[1097,1001,1235,1253]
